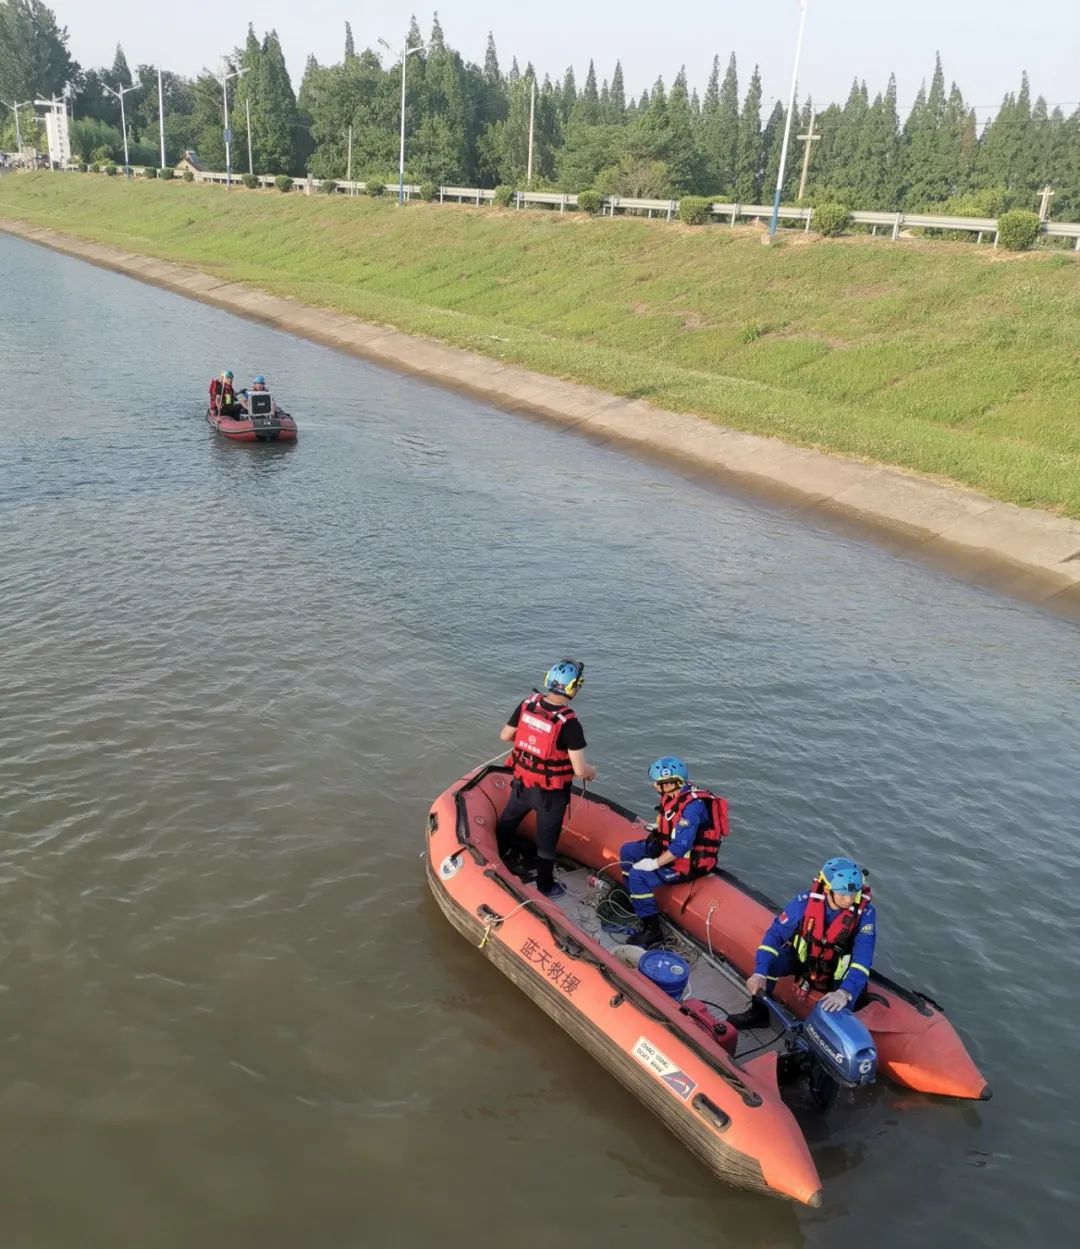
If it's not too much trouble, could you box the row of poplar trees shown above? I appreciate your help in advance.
[2,2,1078,217]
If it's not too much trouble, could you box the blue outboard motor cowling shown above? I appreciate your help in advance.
[803,1004,877,1088]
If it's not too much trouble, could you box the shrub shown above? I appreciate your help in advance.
[241,172,258,189]
[182,169,194,182]
[78,163,88,173]
[140,167,155,178]
[678,195,713,225]
[158,167,175,180]
[813,202,851,236]
[321,179,337,195]
[493,184,515,208]
[104,163,117,177]
[367,180,387,197]
[275,175,293,193]
[419,180,438,202]
[997,209,1040,252]
[577,189,603,215]
[90,145,111,165]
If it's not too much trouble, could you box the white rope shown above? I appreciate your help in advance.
[705,901,719,961]
[477,895,550,949]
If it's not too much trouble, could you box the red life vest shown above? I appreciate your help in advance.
[795,880,872,990]
[209,378,236,413]
[657,786,729,877]
[506,694,577,790]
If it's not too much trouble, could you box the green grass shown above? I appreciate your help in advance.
[4,173,1079,515]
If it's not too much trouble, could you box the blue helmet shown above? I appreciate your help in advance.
[648,756,689,785]
[820,856,865,896]
[544,658,585,698]
[253,375,265,385]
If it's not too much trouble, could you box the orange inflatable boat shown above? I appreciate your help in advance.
[426,766,989,1205]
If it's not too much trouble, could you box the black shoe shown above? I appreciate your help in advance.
[727,998,771,1029]
[628,916,663,948]
[502,850,537,882]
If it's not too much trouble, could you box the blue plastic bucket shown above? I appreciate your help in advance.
[639,949,690,1000]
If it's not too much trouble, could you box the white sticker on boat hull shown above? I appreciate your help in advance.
[633,1036,697,1100]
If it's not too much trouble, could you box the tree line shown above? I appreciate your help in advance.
[2,0,1078,218]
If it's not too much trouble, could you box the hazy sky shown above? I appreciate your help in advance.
[64,1,1079,120]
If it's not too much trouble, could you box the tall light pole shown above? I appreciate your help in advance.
[769,0,810,237]
[157,67,167,169]
[103,82,136,176]
[527,76,536,186]
[216,61,248,188]
[2,99,30,155]
[245,96,253,174]
[378,33,427,204]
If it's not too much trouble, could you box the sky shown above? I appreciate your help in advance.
[62,1,1080,121]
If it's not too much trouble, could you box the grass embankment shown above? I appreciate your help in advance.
[3,173,1078,515]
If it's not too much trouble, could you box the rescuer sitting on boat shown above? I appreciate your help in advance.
[620,757,729,949]
[496,659,596,898]
[730,857,877,1026]
[208,370,245,416]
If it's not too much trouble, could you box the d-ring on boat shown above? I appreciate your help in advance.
[426,765,988,1205]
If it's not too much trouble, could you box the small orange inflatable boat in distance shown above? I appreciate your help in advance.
[426,766,989,1205]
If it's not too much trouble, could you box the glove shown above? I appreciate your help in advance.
[633,858,660,872]
[819,989,851,1013]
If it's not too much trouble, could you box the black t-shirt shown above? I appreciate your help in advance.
[507,698,586,752]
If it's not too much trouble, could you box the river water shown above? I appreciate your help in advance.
[1,232,1077,1248]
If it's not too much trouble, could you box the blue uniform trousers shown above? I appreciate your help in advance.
[762,947,802,990]
[619,838,682,918]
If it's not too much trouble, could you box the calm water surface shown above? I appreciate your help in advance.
[1,234,1077,1248]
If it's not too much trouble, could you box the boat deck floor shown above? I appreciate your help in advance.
[550,861,787,1063]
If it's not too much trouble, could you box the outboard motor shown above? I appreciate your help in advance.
[801,1004,877,1108]
[249,391,275,419]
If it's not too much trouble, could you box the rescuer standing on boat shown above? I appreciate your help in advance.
[730,856,877,1026]
[620,757,729,948]
[496,659,596,898]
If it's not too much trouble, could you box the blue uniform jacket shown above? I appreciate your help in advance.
[753,891,877,1000]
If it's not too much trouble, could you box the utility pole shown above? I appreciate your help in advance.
[770,0,810,236]
[1038,184,1054,222]
[796,108,820,201]
[346,124,353,191]
[527,76,536,186]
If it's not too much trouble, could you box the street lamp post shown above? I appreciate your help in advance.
[527,76,536,186]
[218,61,248,188]
[769,0,810,237]
[245,96,253,174]
[158,67,167,170]
[2,98,31,156]
[378,33,427,204]
[103,82,136,176]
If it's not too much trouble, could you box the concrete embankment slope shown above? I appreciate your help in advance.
[4,217,1079,619]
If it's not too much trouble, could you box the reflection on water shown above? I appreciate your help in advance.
[1,233,1078,1248]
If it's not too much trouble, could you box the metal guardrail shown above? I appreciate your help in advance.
[105,165,1080,250]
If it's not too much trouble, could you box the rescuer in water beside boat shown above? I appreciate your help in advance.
[619,756,730,949]
[730,856,878,1025]
[496,659,596,898]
